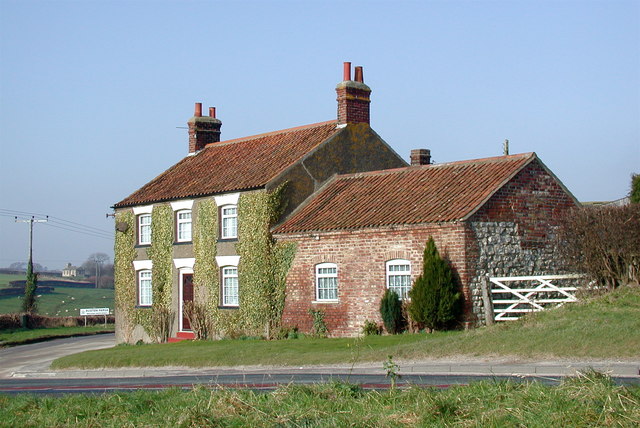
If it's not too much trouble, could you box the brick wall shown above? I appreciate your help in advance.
[278,224,470,337]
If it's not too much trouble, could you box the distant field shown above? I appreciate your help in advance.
[0,273,22,288]
[0,273,113,316]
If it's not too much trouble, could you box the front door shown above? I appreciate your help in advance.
[181,273,194,331]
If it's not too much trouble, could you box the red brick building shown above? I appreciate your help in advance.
[273,153,579,336]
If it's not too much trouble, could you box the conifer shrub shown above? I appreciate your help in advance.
[631,173,639,204]
[379,289,405,334]
[22,259,38,315]
[408,237,461,331]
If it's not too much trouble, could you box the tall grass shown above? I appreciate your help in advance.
[1,372,638,427]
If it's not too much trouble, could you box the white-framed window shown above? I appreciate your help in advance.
[138,270,152,306]
[138,214,151,245]
[221,266,239,307]
[176,210,192,242]
[386,259,412,299]
[316,263,338,301]
[221,205,238,239]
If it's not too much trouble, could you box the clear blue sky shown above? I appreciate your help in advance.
[1,0,638,270]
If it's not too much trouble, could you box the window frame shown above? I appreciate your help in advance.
[386,259,412,300]
[175,209,192,242]
[138,214,152,246]
[138,269,153,306]
[220,205,238,240]
[315,262,338,302]
[221,266,239,307]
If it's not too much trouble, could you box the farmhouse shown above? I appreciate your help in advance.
[113,63,578,343]
[112,63,406,343]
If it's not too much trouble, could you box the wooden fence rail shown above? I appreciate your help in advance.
[487,274,585,322]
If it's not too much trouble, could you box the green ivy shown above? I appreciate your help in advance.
[116,185,297,342]
[139,204,175,341]
[113,211,137,341]
[148,205,174,309]
[236,184,297,338]
[193,199,230,335]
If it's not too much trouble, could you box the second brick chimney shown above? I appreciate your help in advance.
[410,149,431,166]
[336,62,371,126]
[188,103,221,153]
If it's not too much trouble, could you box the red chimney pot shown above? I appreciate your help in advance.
[209,107,216,118]
[194,102,202,117]
[343,62,351,81]
[354,66,363,83]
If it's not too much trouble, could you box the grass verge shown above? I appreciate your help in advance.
[53,286,640,370]
[1,372,639,427]
[0,325,114,347]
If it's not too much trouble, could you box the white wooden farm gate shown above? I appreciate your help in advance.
[484,274,585,322]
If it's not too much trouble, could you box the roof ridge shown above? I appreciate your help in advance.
[425,152,534,169]
[332,152,536,182]
[204,120,337,149]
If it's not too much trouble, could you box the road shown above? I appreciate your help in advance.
[1,334,638,394]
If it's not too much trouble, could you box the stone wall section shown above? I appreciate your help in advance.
[465,159,579,325]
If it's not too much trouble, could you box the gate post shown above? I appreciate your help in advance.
[481,275,495,326]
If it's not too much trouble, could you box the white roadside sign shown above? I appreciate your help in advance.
[80,308,110,316]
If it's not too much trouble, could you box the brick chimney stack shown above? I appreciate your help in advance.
[336,62,371,126]
[410,149,431,166]
[188,102,222,153]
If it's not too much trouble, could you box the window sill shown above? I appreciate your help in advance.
[174,241,193,245]
[312,300,339,304]
[218,305,239,310]
[135,305,152,309]
[135,244,151,248]
[217,238,238,243]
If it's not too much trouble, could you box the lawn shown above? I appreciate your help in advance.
[1,373,638,427]
[53,285,640,370]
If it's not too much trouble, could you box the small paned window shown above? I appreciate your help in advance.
[138,214,152,245]
[222,266,239,306]
[386,259,412,299]
[316,263,338,301]
[138,270,152,306]
[176,210,192,242]
[221,205,238,239]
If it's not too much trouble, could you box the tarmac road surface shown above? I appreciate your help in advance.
[1,334,638,394]
[0,333,115,378]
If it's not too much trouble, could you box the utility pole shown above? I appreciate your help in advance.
[15,215,48,317]
[15,216,48,263]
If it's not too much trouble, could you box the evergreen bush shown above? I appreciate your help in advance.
[22,258,38,314]
[379,289,405,334]
[631,173,639,204]
[408,237,461,331]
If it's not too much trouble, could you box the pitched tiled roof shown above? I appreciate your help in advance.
[114,121,339,208]
[274,153,536,234]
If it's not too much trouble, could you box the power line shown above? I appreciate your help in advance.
[15,216,48,262]
[43,222,113,240]
[0,209,112,234]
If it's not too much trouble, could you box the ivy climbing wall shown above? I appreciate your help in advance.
[114,185,296,343]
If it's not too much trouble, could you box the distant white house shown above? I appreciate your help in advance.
[61,263,84,278]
